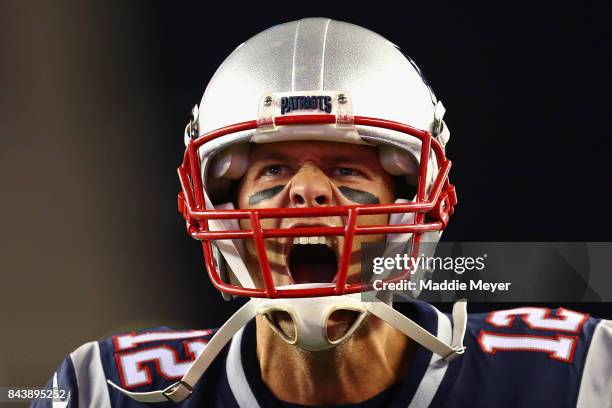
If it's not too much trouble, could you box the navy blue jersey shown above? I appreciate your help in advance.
[33,302,611,407]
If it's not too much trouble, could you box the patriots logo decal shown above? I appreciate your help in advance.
[280,95,332,114]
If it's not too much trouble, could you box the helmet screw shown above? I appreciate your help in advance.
[264,96,272,106]
[338,94,347,104]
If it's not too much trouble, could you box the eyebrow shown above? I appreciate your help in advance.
[253,152,293,162]
[327,155,366,163]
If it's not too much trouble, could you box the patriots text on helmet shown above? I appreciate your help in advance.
[280,96,332,114]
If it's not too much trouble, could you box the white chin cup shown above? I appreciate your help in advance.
[252,283,368,351]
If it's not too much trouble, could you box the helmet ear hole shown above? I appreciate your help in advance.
[378,145,418,176]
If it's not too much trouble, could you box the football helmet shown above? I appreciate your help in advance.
[177,18,455,299]
[109,18,465,403]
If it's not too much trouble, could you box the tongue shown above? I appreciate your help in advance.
[289,244,338,284]
[291,261,338,284]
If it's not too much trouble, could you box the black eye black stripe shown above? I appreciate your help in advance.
[338,186,380,204]
[248,185,286,205]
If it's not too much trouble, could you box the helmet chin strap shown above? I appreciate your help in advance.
[108,293,466,404]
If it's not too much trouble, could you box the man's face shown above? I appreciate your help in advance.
[237,140,396,289]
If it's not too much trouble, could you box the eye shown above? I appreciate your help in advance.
[263,165,287,176]
[333,167,362,177]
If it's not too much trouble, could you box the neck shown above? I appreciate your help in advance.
[255,314,414,406]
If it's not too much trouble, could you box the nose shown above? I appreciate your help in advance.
[288,164,333,207]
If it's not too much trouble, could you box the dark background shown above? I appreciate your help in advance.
[1,0,610,390]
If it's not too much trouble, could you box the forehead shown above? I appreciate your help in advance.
[248,140,379,164]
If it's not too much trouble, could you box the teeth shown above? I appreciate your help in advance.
[292,236,333,248]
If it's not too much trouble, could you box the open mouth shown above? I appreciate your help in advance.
[287,236,339,284]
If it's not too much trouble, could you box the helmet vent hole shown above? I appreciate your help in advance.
[326,310,360,342]
[266,311,296,342]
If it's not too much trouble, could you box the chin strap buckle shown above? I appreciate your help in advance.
[442,345,467,362]
[444,298,467,362]
[163,381,193,403]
